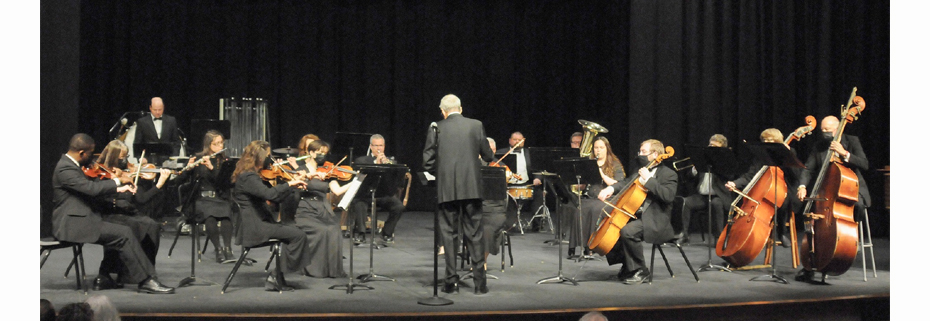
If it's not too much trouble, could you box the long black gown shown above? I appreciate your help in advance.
[293,164,345,278]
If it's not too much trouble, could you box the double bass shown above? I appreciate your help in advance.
[716,116,817,267]
[588,146,674,255]
[800,88,866,281]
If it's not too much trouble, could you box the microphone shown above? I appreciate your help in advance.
[430,122,438,133]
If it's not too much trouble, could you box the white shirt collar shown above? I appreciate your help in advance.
[65,154,81,167]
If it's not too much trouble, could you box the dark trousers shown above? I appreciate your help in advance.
[348,196,405,236]
[96,222,157,284]
[681,194,727,237]
[606,219,645,273]
[438,199,485,288]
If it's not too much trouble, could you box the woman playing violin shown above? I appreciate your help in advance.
[291,140,350,278]
[231,140,310,291]
[572,137,627,258]
[92,140,172,289]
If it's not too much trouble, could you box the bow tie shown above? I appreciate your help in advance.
[153,117,162,121]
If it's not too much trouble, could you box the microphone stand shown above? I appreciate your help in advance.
[418,123,452,306]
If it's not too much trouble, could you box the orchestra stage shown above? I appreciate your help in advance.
[39,211,890,321]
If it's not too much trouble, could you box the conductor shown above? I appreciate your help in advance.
[423,94,495,295]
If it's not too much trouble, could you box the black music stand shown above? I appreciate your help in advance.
[684,145,739,273]
[330,173,374,294]
[189,119,231,152]
[354,165,407,283]
[554,158,601,262]
[525,147,577,235]
[739,143,804,284]
[461,166,508,282]
[332,132,374,165]
[134,142,175,166]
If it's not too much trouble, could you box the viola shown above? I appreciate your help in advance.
[800,89,865,280]
[588,146,674,255]
[715,116,816,267]
[490,138,525,182]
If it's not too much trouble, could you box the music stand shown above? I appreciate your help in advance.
[328,173,373,294]
[189,119,231,153]
[684,145,739,273]
[331,132,374,165]
[353,165,407,283]
[134,142,175,166]
[739,143,805,284]
[461,166,508,282]
[554,158,601,261]
[525,147,577,234]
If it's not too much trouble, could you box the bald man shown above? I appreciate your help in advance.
[134,97,181,162]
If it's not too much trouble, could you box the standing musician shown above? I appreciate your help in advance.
[596,139,677,285]
[348,134,406,244]
[291,140,350,278]
[795,115,871,281]
[52,134,175,294]
[92,140,172,291]
[725,128,801,247]
[132,97,180,222]
[676,134,736,244]
[571,137,627,258]
[231,140,310,291]
[423,94,496,295]
[173,130,234,263]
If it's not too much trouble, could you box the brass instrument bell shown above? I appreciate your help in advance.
[578,119,608,158]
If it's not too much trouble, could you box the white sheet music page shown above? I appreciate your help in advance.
[337,173,366,211]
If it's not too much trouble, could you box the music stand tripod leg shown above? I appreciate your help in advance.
[750,184,788,284]
[331,204,374,293]
[698,173,731,273]
[359,192,395,283]
[537,189,578,286]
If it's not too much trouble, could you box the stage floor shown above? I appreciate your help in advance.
[39,211,890,320]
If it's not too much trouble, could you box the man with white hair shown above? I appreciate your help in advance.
[349,134,406,244]
[423,94,495,294]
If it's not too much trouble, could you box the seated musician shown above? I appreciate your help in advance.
[724,128,801,247]
[676,134,736,244]
[482,138,508,263]
[231,140,310,291]
[93,140,171,291]
[596,139,677,284]
[52,134,174,294]
[497,131,544,230]
[291,140,350,278]
[173,130,234,263]
[347,134,405,244]
[279,133,320,225]
[571,137,626,258]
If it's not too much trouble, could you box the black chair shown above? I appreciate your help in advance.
[498,230,514,272]
[648,239,700,284]
[41,237,88,294]
[169,181,206,262]
[220,203,283,294]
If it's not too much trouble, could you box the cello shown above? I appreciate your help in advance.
[587,146,674,255]
[716,116,817,267]
[800,88,866,281]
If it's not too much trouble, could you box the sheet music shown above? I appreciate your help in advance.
[336,174,366,211]
[423,172,435,181]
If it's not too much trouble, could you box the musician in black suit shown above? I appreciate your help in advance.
[51,133,175,294]
[797,115,871,222]
[597,139,677,285]
[675,134,736,244]
[347,134,405,244]
[423,94,496,294]
[133,97,180,162]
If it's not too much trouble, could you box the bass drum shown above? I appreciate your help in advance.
[119,123,186,165]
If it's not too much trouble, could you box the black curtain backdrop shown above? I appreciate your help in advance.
[41,0,890,235]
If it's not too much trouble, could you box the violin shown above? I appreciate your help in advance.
[83,163,114,180]
[588,146,674,255]
[715,116,816,267]
[125,162,161,181]
[490,138,525,183]
[800,89,865,280]
[317,156,357,181]
[259,163,301,182]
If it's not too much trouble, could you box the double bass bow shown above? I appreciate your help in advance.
[587,146,674,255]
[800,88,866,281]
[716,116,817,267]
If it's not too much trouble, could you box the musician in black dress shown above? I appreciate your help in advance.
[292,140,350,278]
[92,140,170,291]
[597,139,677,285]
[175,130,234,263]
[572,137,626,258]
[231,140,310,291]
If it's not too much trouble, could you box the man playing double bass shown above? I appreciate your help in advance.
[795,115,870,281]
[596,139,678,285]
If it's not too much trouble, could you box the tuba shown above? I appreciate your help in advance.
[578,119,609,158]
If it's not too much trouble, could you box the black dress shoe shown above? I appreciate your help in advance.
[381,233,395,243]
[352,233,366,245]
[795,269,814,282]
[223,247,236,261]
[674,232,690,245]
[622,269,650,285]
[93,274,123,291]
[567,248,577,258]
[441,279,459,294]
[138,276,175,294]
[475,284,489,295]
[779,234,791,248]
[214,248,224,263]
[616,268,636,281]
[265,273,294,292]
